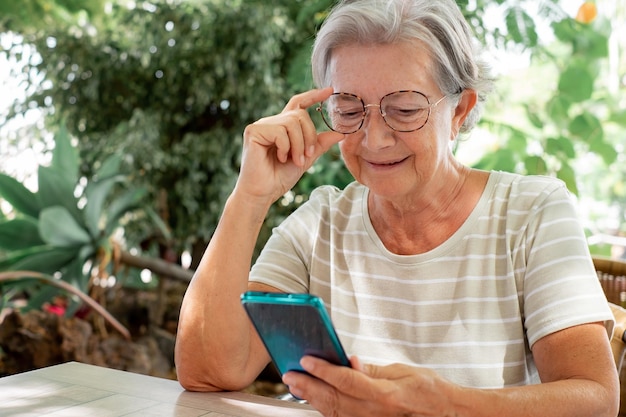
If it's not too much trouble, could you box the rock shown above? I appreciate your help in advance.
[0,309,176,379]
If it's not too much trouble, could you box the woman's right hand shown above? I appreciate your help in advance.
[235,87,344,205]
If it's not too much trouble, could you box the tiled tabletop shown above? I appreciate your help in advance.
[0,361,321,416]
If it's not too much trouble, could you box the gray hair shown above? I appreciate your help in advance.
[311,0,494,133]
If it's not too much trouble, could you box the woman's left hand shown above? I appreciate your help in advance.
[282,356,457,417]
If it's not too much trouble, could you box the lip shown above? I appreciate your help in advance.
[364,156,410,168]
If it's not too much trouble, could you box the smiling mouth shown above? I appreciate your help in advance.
[369,156,409,166]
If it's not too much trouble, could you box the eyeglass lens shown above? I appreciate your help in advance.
[319,91,432,134]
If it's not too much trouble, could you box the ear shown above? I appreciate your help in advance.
[450,89,477,139]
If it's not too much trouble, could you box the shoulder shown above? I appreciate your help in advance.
[277,182,364,228]
[305,182,365,213]
[488,171,572,207]
[308,181,364,203]
[490,171,567,194]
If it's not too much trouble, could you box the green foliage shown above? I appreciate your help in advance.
[455,0,562,50]
[474,11,619,195]
[1,0,623,265]
[0,175,40,219]
[7,1,304,259]
[505,6,538,47]
[0,0,104,33]
[0,126,151,310]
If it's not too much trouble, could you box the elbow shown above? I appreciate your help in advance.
[175,345,256,392]
[594,367,620,417]
[606,377,621,417]
[176,364,255,393]
[177,371,221,392]
[604,362,621,417]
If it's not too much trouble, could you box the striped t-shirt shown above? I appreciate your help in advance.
[249,170,613,388]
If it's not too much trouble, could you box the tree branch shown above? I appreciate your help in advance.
[118,250,194,283]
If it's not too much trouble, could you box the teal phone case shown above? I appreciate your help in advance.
[240,291,351,376]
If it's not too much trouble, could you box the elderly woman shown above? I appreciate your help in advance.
[175,0,619,415]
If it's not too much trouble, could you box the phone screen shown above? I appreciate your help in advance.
[241,291,350,376]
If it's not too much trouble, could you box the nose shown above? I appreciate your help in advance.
[361,104,394,150]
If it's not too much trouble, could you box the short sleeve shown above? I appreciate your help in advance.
[520,181,613,346]
[249,186,336,293]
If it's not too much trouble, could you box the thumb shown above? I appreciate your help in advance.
[300,130,344,171]
[350,355,365,372]
[315,130,345,155]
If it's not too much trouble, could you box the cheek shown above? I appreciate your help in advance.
[338,140,360,171]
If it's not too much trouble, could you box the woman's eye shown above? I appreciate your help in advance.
[386,107,423,119]
[336,108,363,119]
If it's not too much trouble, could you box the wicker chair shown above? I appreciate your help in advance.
[593,255,626,416]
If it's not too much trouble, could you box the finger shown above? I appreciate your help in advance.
[284,367,389,417]
[294,119,343,169]
[363,362,409,380]
[350,355,365,372]
[300,356,371,399]
[248,113,308,166]
[284,114,307,166]
[284,87,334,112]
[304,130,344,163]
[274,128,291,163]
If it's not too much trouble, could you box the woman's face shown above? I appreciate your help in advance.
[328,42,465,201]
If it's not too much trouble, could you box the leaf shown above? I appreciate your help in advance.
[0,173,41,218]
[507,130,528,154]
[84,175,124,238]
[524,155,548,175]
[51,124,80,188]
[588,140,618,166]
[558,66,593,102]
[569,112,603,143]
[38,165,82,223]
[552,18,577,43]
[523,104,543,129]
[546,137,576,159]
[104,187,149,235]
[0,218,45,250]
[609,110,626,127]
[94,154,123,180]
[546,95,571,123]
[506,7,538,47]
[39,206,92,247]
[473,148,517,172]
[573,27,609,59]
[557,163,579,195]
[62,255,91,292]
[0,245,78,273]
[145,207,172,241]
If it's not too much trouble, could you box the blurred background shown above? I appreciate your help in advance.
[0,0,624,391]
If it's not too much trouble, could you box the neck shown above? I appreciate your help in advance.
[368,167,487,255]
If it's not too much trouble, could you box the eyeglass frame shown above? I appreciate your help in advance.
[316,90,448,134]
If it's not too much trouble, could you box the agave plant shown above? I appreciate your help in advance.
[0,125,161,316]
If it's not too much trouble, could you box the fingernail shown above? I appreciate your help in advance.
[300,155,306,166]
[282,374,295,386]
[300,356,316,370]
[306,145,315,157]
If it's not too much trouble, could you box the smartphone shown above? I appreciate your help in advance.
[240,291,351,377]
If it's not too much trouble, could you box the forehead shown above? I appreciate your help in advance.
[327,41,436,96]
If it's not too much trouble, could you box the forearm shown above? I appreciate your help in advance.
[175,191,273,391]
[287,326,619,417]
[448,324,619,417]
[452,379,619,417]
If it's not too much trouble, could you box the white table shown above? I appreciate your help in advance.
[0,361,322,416]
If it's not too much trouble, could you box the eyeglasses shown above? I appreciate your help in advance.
[316,90,447,134]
